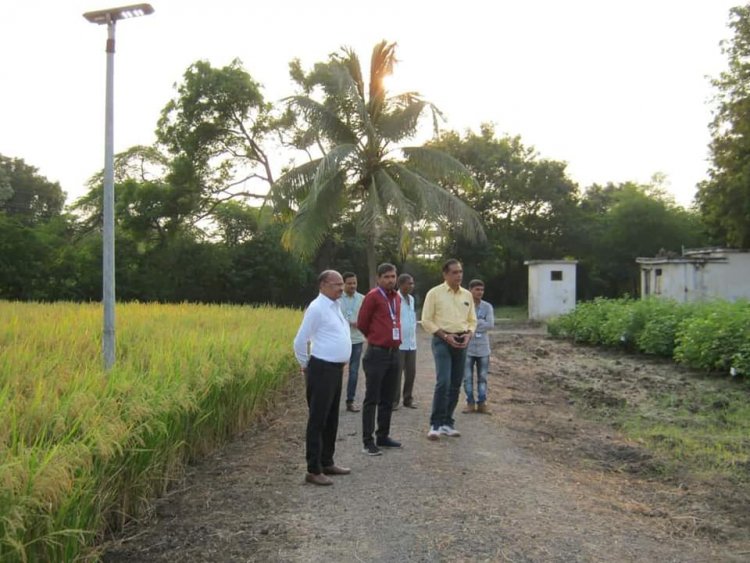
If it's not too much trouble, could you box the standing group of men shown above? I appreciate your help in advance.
[293,259,494,486]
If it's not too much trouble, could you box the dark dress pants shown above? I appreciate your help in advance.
[306,356,343,474]
[395,349,417,406]
[361,346,399,444]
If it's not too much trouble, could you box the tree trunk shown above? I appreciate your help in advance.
[366,236,377,290]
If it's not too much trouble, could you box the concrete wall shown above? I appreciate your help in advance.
[640,252,750,302]
[526,261,577,321]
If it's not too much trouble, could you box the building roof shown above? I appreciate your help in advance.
[524,260,578,265]
[636,247,750,266]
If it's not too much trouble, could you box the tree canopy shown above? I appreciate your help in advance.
[273,41,485,285]
[1,39,718,304]
[696,5,750,247]
[0,155,65,224]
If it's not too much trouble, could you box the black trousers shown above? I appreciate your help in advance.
[395,349,417,406]
[306,356,344,474]
[361,345,399,445]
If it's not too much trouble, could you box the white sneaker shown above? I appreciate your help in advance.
[439,425,461,437]
[427,426,441,441]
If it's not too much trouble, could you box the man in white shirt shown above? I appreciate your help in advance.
[293,270,353,486]
[394,273,418,409]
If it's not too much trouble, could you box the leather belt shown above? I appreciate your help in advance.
[369,345,399,353]
[310,356,346,367]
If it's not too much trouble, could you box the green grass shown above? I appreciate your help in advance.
[571,375,750,482]
[494,306,528,322]
[618,384,750,481]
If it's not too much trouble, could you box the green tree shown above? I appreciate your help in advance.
[429,125,580,304]
[696,5,750,247]
[212,200,260,246]
[0,154,65,224]
[274,41,484,285]
[0,155,76,300]
[579,182,708,297]
[157,59,285,220]
[73,145,184,243]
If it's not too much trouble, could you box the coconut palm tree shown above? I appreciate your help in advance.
[273,41,485,285]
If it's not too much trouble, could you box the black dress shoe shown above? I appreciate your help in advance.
[375,437,402,448]
[362,443,382,456]
[403,402,417,409]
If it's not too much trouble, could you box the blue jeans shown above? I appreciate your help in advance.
[346,342,363,403]
[464,355,489,404]
[429,336,467,428]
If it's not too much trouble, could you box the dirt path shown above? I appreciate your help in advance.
[102,329,749,562]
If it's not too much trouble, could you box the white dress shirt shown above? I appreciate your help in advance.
[294,293,352,367]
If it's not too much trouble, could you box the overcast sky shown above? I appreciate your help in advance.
[0,0,739,206]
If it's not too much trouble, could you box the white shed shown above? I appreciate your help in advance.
[524,260,578,321]
[636,248,750,303]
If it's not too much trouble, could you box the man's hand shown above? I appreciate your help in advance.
[301,366,308,377]
[445,333,468,349]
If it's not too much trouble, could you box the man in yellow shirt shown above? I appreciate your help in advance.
[421,259,477,440]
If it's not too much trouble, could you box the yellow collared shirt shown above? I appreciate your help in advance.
[421,282,477,335]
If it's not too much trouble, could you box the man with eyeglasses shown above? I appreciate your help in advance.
[421,259,477,441]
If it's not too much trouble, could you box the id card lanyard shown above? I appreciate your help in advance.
[377,287,400,341]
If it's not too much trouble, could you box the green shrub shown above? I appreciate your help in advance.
[636,299,696,357]
[572,298,618,344]
[549,297,750,377]
[674,300,750,373]
[547,311,576,338]
[598,297,652,349]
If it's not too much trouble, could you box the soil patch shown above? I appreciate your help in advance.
[101,329,750,562]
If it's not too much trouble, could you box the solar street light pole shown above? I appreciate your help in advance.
[83,4,154,371]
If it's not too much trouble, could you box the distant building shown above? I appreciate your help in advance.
[524,260,578,321]
[636,248,750,302]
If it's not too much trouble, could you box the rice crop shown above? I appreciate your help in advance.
[0,301,301,562]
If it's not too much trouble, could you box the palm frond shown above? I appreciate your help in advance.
[398,223,412,260]
[357,176,386,237]
[388,162,485,243]
[378,99,428,143]
[282,171,346,256]
[387,92,422,105]
[272,158,321,202]
[286,95,358,145]
[328,63,375,140]
[373,167,416,219]
[401,146,479,191]
[309,144,357,205]
[368,41,397,123]
[338,47,365,100]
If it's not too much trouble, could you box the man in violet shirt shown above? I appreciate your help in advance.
[357,262,403,456]
[462,279,495,414]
